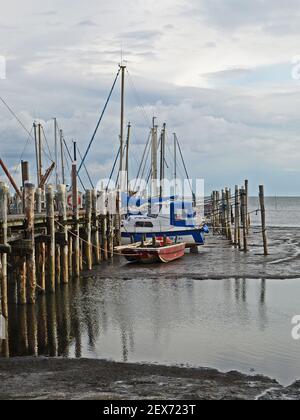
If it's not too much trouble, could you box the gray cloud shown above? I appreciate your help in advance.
[1,0,300,194]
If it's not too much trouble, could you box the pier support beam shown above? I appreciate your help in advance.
[259,185,268,256]
[24,183,37,304]
[57,185,69,284]
[0,182,8,318]
[46,185,55,293]
[85,190,93,270]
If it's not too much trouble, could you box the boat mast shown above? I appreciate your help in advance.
[54,117,58,187]
[174,133,177,196]
[125,122,131,209]
[38,123,43,187]
[151,117,158,197]
[160,123,166,201]
[60,129,66,185]
[33,122,40,187]
[119,64,126,185]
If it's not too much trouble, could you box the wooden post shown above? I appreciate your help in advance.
[85,190,93,270]
[212,192,216,234]
[226,188,233,243]
[72,159,80,278]
[241,187,248,252]
[245,179,249,233]
[57,185,69,284]
[18,257,27,305]
[24,183,37,304]
[259,185,268,256]
[221,190,226,236]
[92,190,101,264]
[234,186,241,249]
[216,191,220,232]
[115,192,121,246]
[0,182,8,318]
[46,185,55,292]
[35,188,42,213]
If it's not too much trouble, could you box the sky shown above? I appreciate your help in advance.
[1,0,300,195]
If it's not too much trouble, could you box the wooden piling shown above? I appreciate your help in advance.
[57,185,69,284]
[72,163,80,278]
[46,185,55,293]
[92,190,101,264]
[0,182,8,318]
[85,190,93,270]
[259,185,268,256]
[241,188,248,252]
[24,183,37,304]
[234,186,241,249]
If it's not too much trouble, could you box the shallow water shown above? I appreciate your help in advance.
[2,276,300,386]
[249,197,300,227]
[1,198,300,388]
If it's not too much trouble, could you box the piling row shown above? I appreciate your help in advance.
[0,182,119,323]
[210,180,268,255]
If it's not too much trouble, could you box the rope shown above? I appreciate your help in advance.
[77,69,121,176]
[55,219,147,258]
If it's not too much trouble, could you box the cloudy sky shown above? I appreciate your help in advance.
[1,0,300,195]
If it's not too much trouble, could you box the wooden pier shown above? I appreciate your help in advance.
[209,180,268,255]
[0,181,119,322]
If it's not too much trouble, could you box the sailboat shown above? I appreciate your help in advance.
[120,119,209,246]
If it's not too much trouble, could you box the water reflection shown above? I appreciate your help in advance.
[1,278,268,360]
[1,277,299,386]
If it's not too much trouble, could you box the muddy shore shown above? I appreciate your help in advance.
[0,358,299,400]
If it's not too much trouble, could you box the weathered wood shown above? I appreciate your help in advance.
[46,185,55,292]
[24,183,37,304]
[0,182,9,318]
[92,191,101,264]
[85,190,93,270]
[241,187,248,252]
[72,163,80,278]
[18,256,27,305]
[57,185,69,284]
[245,179,250,233]
[234,186,241,249]
[35,188,42,213]
[259,185,268,256]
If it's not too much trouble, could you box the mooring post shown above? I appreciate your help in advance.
[259,185,268,256]
[221,190,226,236]
[0,182,8,318]
[24,183,37,304]
[85,190,93,270]
[35,188,42,213]
[216,191,220,232]
[234,186,241,248]
[72,161,80,278]
[212,192,216,234]
[36,189,46,293]
[115,191,121,246]
[241,187,248,252]
[57,185,69,284]
[92,190,101,264]
[226,188,233,243]
[46,185,55,292]
[245,179,250,233]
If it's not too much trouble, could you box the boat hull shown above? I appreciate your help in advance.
[122,243,186,264]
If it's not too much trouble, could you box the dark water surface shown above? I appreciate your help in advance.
[2,276,300,386]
